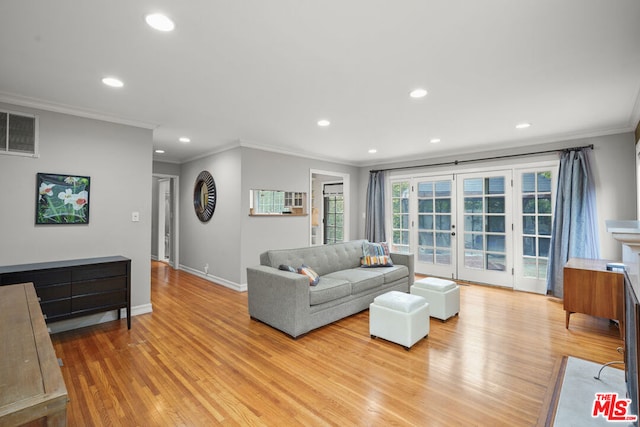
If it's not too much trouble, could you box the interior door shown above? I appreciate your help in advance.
[457,171,513,287]
[414,176,456,278]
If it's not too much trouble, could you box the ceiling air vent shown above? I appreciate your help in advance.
[0,110,38,157]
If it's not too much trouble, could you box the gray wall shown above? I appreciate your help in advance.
[357,132,637,261]
[176,146,360,288]
[0,103,153,328]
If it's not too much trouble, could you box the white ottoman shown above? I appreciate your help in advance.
[369,291,429,350]
[411,277,460,321]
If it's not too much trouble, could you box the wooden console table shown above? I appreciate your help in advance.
[0,256,131,329]
[563,258,624,338]
[0,283,68,426]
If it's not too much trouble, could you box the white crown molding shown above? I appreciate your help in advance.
[0,92,158,130]
[237,139,360,167]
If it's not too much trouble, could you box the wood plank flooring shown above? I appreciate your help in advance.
[51,262,624,426]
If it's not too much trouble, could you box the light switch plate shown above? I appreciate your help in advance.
[132,212,140,222]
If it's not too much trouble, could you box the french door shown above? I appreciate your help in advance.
[390,175,456,278]
[456,171,513,287]
[388,164,556,292]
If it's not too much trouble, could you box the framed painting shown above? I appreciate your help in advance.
[36,173,91,224]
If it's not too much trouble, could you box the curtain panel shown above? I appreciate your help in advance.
[365,171,386,242]
[547,148,600,298]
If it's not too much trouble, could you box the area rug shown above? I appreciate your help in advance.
[547,356,634,427]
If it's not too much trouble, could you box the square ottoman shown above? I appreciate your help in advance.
[411,277,460,321]
[369,291,429,350]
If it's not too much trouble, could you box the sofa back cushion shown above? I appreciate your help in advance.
[260,240,366,276]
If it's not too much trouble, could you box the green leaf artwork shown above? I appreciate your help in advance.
[36,173,90,224]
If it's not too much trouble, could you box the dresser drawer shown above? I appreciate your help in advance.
[37,283,72,302]
[41,299,72,319]
[73,277,127,296]
[72,262,127,281]
[0,268,71,287]
[72,290,126,312]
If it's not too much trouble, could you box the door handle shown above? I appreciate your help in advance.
[451,232,456,236]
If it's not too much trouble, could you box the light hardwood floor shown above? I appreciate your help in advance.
[51,262,624,426]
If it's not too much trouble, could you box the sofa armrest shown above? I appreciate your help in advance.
[390,252,414,287]
[246,265,310,338]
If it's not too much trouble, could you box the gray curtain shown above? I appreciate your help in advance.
[365,171,386,242]
[547,148,600,297]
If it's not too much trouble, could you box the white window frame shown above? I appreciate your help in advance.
[0,109,39,158]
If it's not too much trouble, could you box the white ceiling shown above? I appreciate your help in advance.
[1,1,639,165]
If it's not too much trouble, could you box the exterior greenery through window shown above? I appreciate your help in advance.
[391,182,410,253]
[324,193,344,244]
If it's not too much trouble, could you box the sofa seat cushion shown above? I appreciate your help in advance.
[309,277,351,306]
[362,265,408,284]
[324,269,384,294]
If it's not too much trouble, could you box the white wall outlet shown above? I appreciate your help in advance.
[204,263,209,274]
[131,212,140,222]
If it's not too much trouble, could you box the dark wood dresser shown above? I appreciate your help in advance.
[0,256,131,329]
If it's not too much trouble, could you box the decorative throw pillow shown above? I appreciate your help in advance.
[297,264,320,286]
[362,241,390,257]
[360,255,394,267]
[278,264,297,273]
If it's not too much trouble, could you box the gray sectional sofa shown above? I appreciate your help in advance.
[246,239,414,338]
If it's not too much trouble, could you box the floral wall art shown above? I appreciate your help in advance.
[36,173,90,224]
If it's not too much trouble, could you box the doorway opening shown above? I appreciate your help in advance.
[310,169,350,246]
[152,174,179,269]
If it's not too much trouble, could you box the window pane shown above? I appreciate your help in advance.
[465,251,483,269]
[522,173,535,193]
[436,249,451,265]
[336,214,344,227]
[465,234,483,250]
[327,215,335,226]
[486,216,505,233]
[435,181,451,197]
[418,247,434,263]
[417,182,433,197]
[523,216,536,234]
[538,259,548,278]
[538,216,551,235]
[485,196,505,213]
[401,231,409,245]
[435,199,451,213]
[393,230,401,244]
[523,195,535,213]
[401,214,409,229]
[487,235,505,252]
[537,172,552,192]
[418,214,433,230]
[486,177,505,194]
[435,232,451,247]
[523,257,537,278]
[538,237,550,257]
[523,236,536,256]
[401,198,409,212]
[537,195,552,214]
[392,182,408,197]
[0,113,6,149]
[465,215,483,232]
[418,199,433,213]
[464,197,483,213]
[435,215,451,230]
[418,231,434,246]
[487,253,506,271]
[464,178,483,195]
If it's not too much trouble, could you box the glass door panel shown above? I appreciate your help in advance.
[514,168,556,294]
[415,176,456,278]
[457,171,513,287]
[390,180,410,254]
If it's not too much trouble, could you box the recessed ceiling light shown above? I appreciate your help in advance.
[102,77,124,88]
[145,13,175,32]
[368,148,377,154]
[317,119,330,127]
[515,122,531,129]
[179,137,191,143]
[430,138,441,144]
[409,88,428,98]
[155,149,165,154]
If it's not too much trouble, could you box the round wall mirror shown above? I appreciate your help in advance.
[193,170,217,222]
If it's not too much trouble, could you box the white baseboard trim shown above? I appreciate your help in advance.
[179,264,247,292]
[48,303,153,334]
